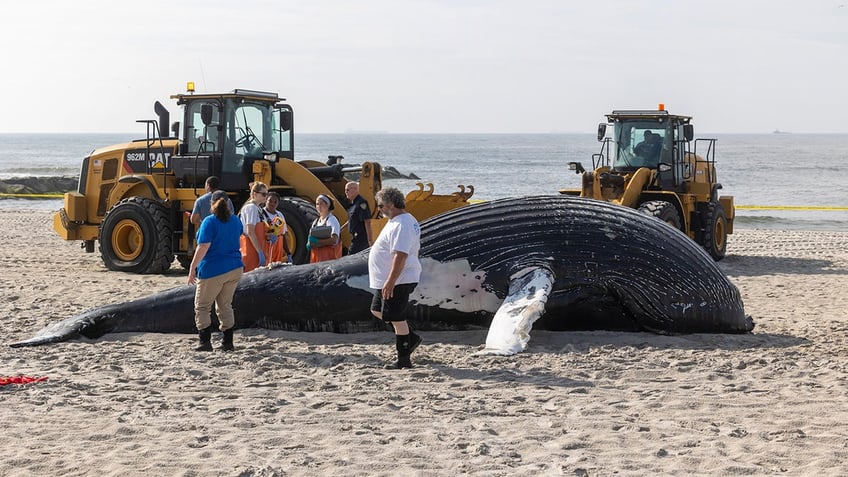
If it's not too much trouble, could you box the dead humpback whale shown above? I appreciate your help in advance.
[11,196,753,353]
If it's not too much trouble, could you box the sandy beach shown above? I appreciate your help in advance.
[1,208,847,476]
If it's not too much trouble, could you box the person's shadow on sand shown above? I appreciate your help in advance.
[275,329,807,387]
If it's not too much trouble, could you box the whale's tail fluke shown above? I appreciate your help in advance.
[10,316,90,347]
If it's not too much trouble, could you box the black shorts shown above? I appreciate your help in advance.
[371,283,417,322]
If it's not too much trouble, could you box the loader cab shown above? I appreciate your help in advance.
[606,111,696,190]
[610,118,672,171]
[592,110,718,198]
[173,89,294,191]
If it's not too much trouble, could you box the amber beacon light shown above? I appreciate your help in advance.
[186,81,195,94]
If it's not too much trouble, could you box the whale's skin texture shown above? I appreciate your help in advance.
[10,196,753,348]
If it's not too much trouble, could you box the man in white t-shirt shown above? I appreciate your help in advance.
[368,187,422,369]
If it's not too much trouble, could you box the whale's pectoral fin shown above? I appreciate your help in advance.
[476,267,555,356]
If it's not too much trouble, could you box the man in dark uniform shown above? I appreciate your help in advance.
[634,130,662,166]
[344,181,373,254]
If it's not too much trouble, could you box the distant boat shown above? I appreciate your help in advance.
[772,129,791,134]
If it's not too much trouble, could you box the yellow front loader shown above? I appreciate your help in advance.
[54,84,473,273]
[560,106,734,260]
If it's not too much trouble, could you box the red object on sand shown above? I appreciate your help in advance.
[0,376,49,386]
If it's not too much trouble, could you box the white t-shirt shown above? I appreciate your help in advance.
[239,202,262,235]
[368,212,421,289]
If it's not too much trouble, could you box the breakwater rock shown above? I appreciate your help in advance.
[382,165,420,180]
[0,176,78,195]
[344,165,420,181]
[0,167,419,197]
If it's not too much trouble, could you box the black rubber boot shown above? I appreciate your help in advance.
[195,327,213,352]
[386,333,422,369]
[221,329,235,352]
[408,332,422,354]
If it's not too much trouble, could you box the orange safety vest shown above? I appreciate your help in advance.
[261,216,289,264]
[240,229,266,272]
[309,217,342,263]
[309,241,342,263]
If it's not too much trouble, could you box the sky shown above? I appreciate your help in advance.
[1,0,846,134]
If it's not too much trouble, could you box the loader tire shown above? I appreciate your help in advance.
[100,197,174,274]
[637,200,682,232]
[277,196,319,265]
[700,202,728,261]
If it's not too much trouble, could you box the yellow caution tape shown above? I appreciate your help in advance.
[2,192,846,211]
[0,192,65,199]
[737,205,848,211]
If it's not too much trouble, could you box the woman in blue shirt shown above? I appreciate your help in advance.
[187,190,244,351]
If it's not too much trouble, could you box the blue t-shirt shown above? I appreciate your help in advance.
[192,192,235,223]
[196,213,244,279]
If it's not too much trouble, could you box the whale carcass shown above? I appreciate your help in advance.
[11,196,753,354]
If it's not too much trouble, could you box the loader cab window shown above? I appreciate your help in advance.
[231,102,270,159]
[221,99,278,176]
[612,121,670,170]
[186,101,222,154]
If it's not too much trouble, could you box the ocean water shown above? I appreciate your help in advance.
[1,132,846,231]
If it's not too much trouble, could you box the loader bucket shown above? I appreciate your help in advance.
[404,182,474,221]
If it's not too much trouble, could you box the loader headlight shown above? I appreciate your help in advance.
[568,162,586,174]
[264,152,279,162]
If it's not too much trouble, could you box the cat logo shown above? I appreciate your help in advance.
[125,150,172,172]
[150,154,167,169]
